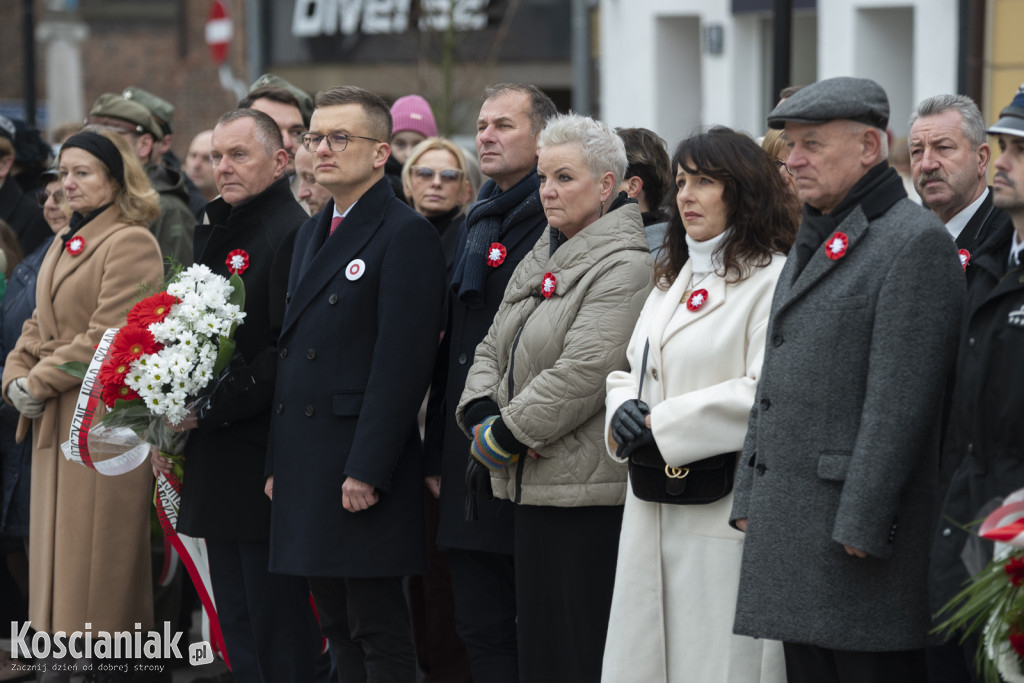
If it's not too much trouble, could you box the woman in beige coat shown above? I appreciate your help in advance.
[2,129,164,642]
[457,113,653,682]
[602,128,796,682]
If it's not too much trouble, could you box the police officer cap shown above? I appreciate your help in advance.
[248,74,314,126]
[122,87,175,136]
[987,83,1024,139]
[766,76,889,131]
[88,93,164,141]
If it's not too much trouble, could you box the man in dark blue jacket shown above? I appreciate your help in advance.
[266,86,446,681]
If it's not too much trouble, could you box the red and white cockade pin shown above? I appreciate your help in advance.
[958,249,971,271]
[686,288,709,311]
[541,272,557,299]
[345,258,366,281]
[226,249,250,275]
[66,235,85,256]
[825,231,849,260]
[486,242,507,267]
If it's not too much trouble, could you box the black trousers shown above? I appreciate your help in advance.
[783,642,927,683]
[206,538,325,683]
[448,548,518,683]
[307,575,416,683]
[926,635,984,683]
[514,504,623,683]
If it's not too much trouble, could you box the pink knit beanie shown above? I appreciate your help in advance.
[390,95,438,138]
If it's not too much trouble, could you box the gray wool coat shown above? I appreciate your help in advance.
[730,192,964,651]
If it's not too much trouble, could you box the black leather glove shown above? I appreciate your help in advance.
[611,399,650,450]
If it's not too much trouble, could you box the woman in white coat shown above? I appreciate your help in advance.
[602,127,797,683]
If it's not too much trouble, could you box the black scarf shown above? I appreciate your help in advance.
[450,170,543,309]
[63,203,112,245]
[793,162,905,274]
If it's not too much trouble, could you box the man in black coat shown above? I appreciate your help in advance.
[0,116,49,255]
[909,94,1014,288]
[158,108,324,683]
[422,83,555,682]
[928,85,1024,683]
[266,86,446,681]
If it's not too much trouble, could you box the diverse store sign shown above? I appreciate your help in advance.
[292,0,490,37]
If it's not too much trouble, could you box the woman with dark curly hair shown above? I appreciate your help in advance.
[602,126,796,682]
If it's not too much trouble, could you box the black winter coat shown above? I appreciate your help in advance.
[0,178,49,255]
[267,177,447,577]
[424,202,547,554]
[176,177,305,540]
[930,218,1021,614]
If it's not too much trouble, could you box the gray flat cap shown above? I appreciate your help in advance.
[987,83,1024,138]
[766,76,889,131]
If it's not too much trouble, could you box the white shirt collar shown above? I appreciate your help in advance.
[332,200,357,221]
[944,188,988,241]
[1010,231,1024,268]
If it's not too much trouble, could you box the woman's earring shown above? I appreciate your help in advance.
[599,200,605,217]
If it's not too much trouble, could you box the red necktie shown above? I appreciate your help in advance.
[330,216,343,236]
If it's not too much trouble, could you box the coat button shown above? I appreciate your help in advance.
[968,337,976,347]
[651,368,659,380]
[304,405,315,417]
[307,349,316,360]
[942,527,952,537]
[966,442,973,455]
[275,403,284,415]
[285,293,291,304]
[458,353,468,365]
[760,397,770,410]
[772,334,784,347]
[755,463,766,475]
[329,293,338,304]
[280,347,289,359]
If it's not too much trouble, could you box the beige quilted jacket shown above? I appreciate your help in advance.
[456,202,653,507]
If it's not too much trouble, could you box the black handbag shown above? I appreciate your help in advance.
[625,340,738,505]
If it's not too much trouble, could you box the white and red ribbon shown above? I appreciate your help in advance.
[980,489,1024,547]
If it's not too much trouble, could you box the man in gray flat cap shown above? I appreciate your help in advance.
[730,76,965,683]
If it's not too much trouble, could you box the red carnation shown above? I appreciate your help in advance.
[101,381,140,409]
[226,249,250,275]
[1007,557,1024,586]
[127,292,180,327]
[109,325,162,365]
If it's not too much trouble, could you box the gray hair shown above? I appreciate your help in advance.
[538,113,627,185]
[909,94,986,148]
[216,108,284,157]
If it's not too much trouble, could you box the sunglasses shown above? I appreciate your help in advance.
[410,166,464,183]
[35,189,65,206]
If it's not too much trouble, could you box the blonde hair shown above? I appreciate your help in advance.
[401,137,472,213]
[73,127,160,225]
[761,129,787,160]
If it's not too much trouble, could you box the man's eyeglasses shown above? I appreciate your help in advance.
[35,189,64,206]
[775,159,794,176]
[301,132,380,153]
[410,166,464,183]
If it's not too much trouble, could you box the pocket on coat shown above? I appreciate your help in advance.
[332,391,364,416]
[819,295,868,311]
[817,451,853,481]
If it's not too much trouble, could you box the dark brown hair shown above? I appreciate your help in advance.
[0,219,21,278]
[655,126,797,288]
[482,83,557,136]
[617,127,672,216]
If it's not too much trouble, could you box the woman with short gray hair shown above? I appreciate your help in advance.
[456,112,653,681]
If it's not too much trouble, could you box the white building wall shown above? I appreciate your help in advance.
[599,0,960,144]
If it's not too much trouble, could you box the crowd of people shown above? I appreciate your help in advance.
[0,70,1021,683]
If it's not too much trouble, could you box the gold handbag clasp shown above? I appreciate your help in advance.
[665,465,689,479]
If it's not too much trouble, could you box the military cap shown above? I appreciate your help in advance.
[987,83,1024,139]
[88,93,164,141]
[248,73,314,126]
[0,115,14,142]
[766,76,889,131]
[122,86,175,135]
